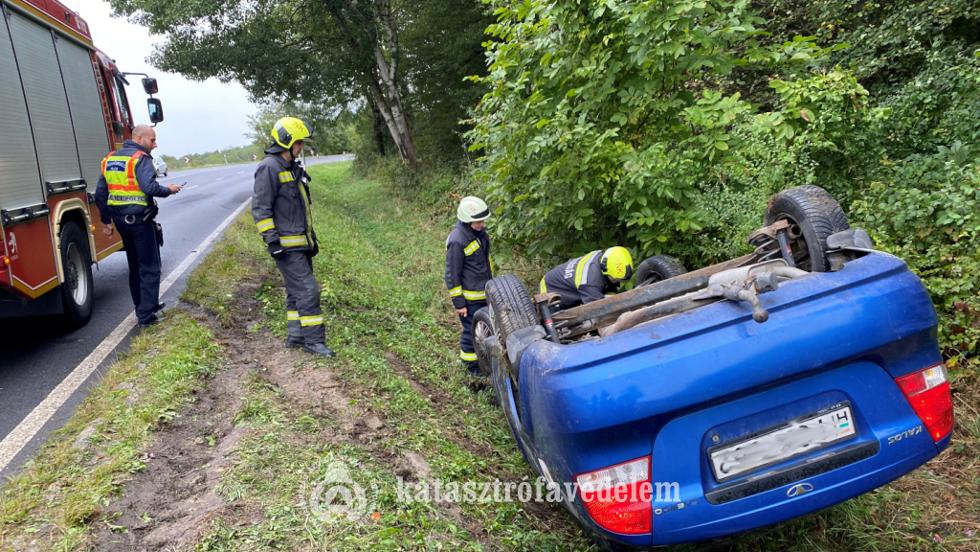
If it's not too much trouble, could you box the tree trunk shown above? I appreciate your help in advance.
[370,49,417,168]
[327,0,417,169]
[371,0,417,169]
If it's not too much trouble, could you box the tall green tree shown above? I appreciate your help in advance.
[110,0,420,167]
[110,0,491,169]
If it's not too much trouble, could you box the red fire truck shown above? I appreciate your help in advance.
[0,0,163,327]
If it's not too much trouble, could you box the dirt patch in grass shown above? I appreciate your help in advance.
[90,295,264,550]
[88,276,502,551]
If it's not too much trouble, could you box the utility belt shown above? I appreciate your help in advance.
[114,204,164,246]
[115,202,159,225]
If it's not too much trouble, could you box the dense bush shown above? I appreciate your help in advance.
[851,144,979,355]
[467,0,978,358]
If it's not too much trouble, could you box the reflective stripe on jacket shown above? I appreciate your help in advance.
[540,250,608,309]
[445,221,492,309]
[252,154,315,251]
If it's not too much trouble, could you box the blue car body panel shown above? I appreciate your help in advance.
[504,252,948,547]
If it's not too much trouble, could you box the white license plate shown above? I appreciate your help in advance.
[710,406,856,482]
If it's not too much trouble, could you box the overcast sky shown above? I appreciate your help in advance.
[74,0,257,157]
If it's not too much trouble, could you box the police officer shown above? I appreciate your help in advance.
[253,117,335,358]
[445,197,493,375]
[95,125,182,328]
[539,246,634,310]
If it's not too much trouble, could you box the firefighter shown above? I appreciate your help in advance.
[253,116,335,358]
[94,125,182,328]
[445,196,492,375]
[539,246,634,310]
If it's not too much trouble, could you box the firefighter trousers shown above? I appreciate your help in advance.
[113,216,161,325]
[458,300,487,368]
[275,251,326,345]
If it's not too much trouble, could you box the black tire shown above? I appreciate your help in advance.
[472,307,495,377]
[59,221,94,328]
[635,254,687,286]
[765,185,850,272]
[484,274,538,347]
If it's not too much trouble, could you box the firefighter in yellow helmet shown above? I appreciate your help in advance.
[445,196,493,375]
[252,117,335,357]
[539,246,634,310]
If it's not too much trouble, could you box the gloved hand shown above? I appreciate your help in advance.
[310,240,320,257]
[268,241,286,260]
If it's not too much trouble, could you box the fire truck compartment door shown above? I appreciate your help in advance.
[7,11,84,192]
[56,36,109,195]
[0,12,43,211]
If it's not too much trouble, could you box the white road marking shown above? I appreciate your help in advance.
[0,197,252,473]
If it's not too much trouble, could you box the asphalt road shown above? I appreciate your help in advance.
[0,155,350,479]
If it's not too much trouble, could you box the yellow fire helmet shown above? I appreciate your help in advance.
[270,116,313,150]
[600,246,634,281]
[457,196,491,223]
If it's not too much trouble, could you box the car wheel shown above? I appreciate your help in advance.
[765,185,850,272]
[472,307,494,377]
[59,221,94,328]
[635,254,687,286]
[485,274,537,346]
[485,274,538,421]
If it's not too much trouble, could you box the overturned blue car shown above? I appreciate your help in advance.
[474,185,954,548]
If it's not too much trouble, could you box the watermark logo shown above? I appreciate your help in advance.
[307,460,373,521]
[394,476,682,505]
[305,459,681,523]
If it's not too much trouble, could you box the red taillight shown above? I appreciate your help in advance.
[576,456,652,535]
[896,364,954,442]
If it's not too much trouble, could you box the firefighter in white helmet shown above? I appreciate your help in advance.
[445,196,493,375]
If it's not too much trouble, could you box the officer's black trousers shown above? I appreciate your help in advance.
[458,300,487,368]
[112,216,161,325]
[275,251,326,345]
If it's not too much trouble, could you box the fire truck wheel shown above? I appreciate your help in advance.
[59,221,94,328]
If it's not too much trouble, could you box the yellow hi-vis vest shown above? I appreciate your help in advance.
[102,150,148,206]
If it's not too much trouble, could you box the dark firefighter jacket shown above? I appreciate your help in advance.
[94,140,171,222]
[444,221,492,308]
[540,250,612,309]
[252,153,316,252]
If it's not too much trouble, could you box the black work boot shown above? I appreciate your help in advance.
[285,337,304,349]
[303,343,337,358]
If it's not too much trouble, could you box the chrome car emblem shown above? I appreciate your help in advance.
[786,482,815,498]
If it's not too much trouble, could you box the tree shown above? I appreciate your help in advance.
[110,0,420,168]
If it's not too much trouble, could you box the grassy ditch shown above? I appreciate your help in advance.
[171,162,593,550]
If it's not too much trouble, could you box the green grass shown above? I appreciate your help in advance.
[0,311,219,551]
[1,160,975,551]
[184,161,593,550]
